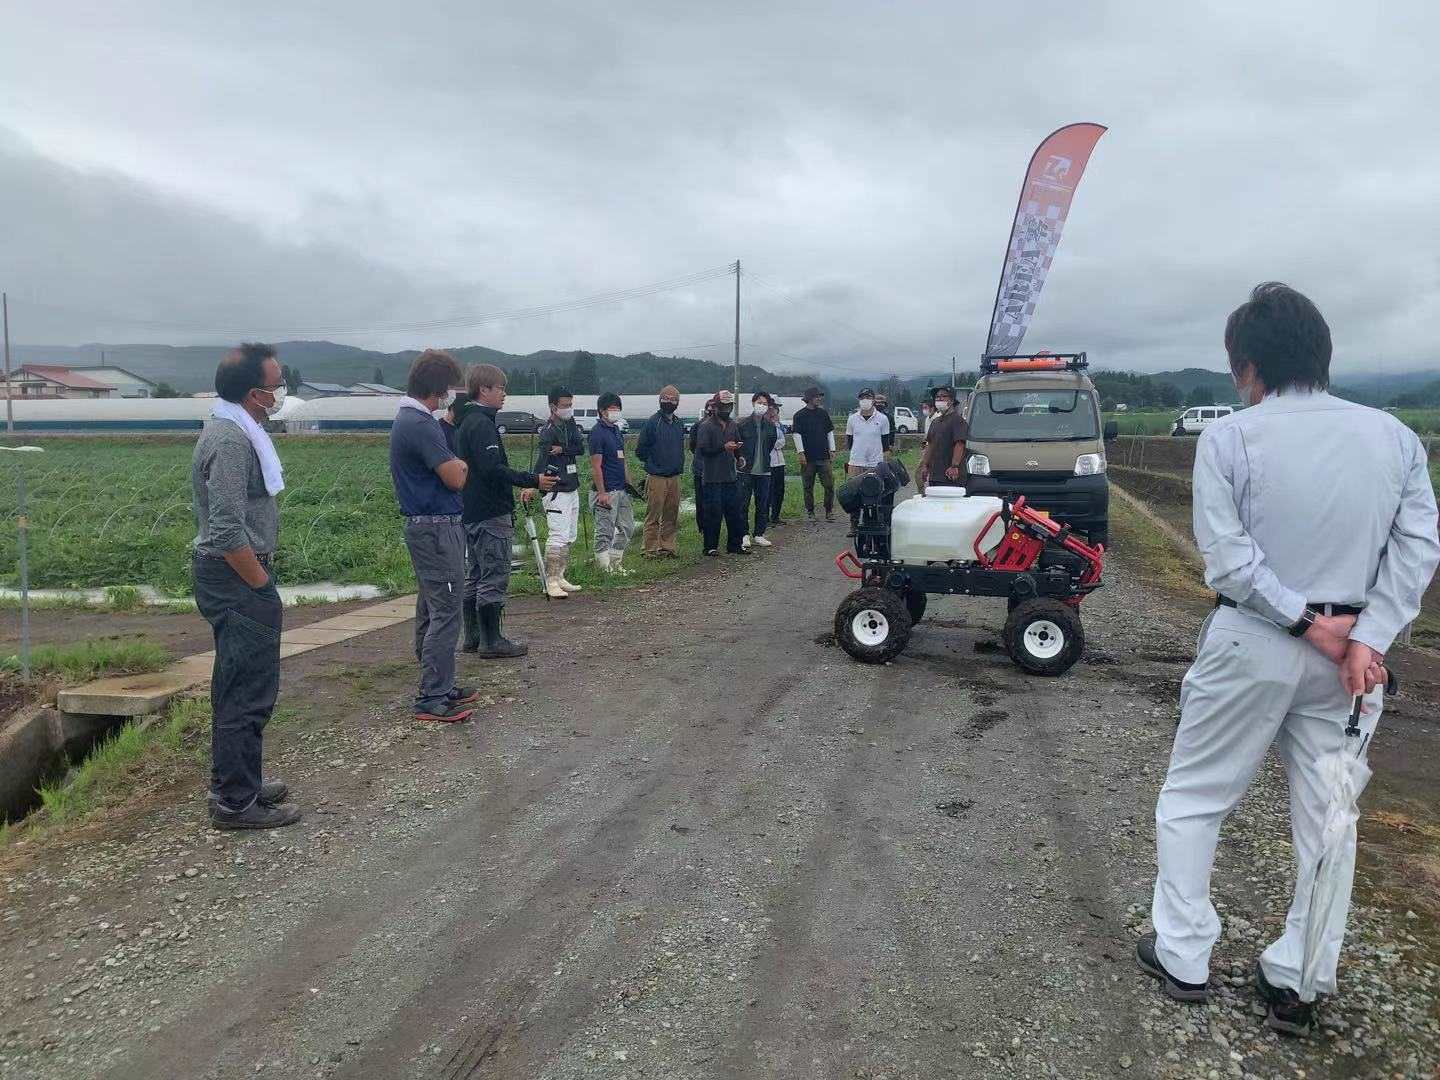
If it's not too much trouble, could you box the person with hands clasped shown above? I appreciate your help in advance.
[1138,284,1439,1038]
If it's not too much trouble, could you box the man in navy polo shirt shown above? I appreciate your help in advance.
[588,391,635,573]
[389,350,482,723]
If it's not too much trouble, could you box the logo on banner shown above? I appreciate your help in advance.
[1039,155,1073,186]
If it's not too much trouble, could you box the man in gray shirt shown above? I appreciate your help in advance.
[1138,284,1439,1036]
[191,343,300,831]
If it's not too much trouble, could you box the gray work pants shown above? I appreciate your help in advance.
[404,518,465,713]
[464,516,514,609]
[1151,605,1381,995]
[590,490,635,557]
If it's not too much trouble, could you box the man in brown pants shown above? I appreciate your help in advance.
[635,385,686,557]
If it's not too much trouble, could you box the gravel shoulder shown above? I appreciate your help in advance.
[1,504,1437,1080]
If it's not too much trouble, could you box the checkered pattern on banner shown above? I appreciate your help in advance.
[987,199,1066,356]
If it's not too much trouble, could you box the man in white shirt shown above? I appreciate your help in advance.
[844,389,892,537]
[1139,283,1439,1038]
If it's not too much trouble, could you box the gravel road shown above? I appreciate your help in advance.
[1,509,1437,1079]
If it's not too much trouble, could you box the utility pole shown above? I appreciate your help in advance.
[950,355,956,391]
[732,260,741,403]
[3,293,12,434]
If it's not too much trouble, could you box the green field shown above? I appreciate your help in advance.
[0,434,870,594]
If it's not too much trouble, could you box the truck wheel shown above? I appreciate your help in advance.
[835,587,912,664]
[901,588,927,625]
[1003,599,1084,676]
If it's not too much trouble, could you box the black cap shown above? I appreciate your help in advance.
[858,387,875,398]
[803,385,823,402]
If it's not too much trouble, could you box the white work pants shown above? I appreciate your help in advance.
[1151,605,1380,993]
[542,489,579,552]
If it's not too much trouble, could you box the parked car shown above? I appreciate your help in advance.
[494,410,542,434]
[892,406,918,433]
[1171,405,1234,436]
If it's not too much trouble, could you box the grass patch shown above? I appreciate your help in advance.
[0,638,171,681]
[1108,498,1210,602]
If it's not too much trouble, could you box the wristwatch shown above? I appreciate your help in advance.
[1288,606,1317,638]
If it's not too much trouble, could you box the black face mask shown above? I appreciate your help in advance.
[659,401,678,414]
[716,405,732,419]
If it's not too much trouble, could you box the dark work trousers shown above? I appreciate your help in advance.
[404,517,465,713]
[193,556,282,814]
[801,459,835,513]
[701,481,746,553]
[768,464,786,523]
[738,472,771,537]
[693,471,711,539]
[464,516,515,611]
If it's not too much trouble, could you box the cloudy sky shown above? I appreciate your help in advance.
[1,1,1437,379]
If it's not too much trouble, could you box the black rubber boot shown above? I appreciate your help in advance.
[477,603,528,659]
[461,603,481,653]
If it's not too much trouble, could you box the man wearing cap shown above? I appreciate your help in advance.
[845,388,892,536]
[790,385,836,523]
[694,390,747,555]
[918,385,967,493]
[1138,283,1439,1036]
[635,385,686,557]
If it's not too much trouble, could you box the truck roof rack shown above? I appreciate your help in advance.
[979,352,1088,375]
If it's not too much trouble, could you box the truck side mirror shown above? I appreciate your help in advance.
[1103,420,1119,441]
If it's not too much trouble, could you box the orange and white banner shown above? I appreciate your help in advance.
[985,123,1107,358]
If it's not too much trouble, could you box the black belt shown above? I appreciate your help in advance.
[1215,595,1362,617]
[195,552,272,566]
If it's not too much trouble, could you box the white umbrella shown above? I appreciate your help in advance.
[1297,694,1375,1002]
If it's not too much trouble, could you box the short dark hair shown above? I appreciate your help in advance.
[407,349,462,399]
[752,391,772,406]
[1223,282,1331,394]
[597,392,622,411]
[215,342,277,403]
[803,385,823,403]
[548,385,574,407]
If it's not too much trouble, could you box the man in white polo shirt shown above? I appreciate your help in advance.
[844,388,892,536]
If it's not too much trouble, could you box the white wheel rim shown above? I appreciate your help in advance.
[1023,619,1065,659]
[851,609,890,646]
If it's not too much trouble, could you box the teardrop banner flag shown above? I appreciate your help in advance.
[984,122,1107,358]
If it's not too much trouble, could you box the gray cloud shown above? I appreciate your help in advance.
[1,1,1437,379]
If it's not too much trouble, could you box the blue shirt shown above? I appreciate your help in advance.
[588,420,628,492]
[389,406,462,517]
[636,411,686,476]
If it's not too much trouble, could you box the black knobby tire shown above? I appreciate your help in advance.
[835,586,912,664]
[901,588,927,625]
[1003,598,1085,676]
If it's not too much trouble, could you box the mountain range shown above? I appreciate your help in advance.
[10,341,1438,406]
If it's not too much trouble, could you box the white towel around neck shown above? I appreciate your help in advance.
[211,400,285,496]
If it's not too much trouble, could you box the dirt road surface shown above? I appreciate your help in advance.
[2,511,1437,1079]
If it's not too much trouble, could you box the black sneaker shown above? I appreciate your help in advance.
[211,778,288,808]
[1255,961,1317,1037]
[415,701,474,724]
[210,801,302,831]
[1136,932,1210,1003]
[705,549,720,557]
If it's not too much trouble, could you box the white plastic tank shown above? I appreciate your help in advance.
[890,488,1006,563]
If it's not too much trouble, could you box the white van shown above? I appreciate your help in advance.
[1172,405,1234,436]
[892,406,918,433]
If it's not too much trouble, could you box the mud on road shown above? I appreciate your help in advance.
[1,510,1437,1079]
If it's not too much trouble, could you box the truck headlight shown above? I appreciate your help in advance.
[967,454,991,476]
[1074,453,1106,476]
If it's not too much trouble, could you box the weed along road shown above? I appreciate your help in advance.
[2,509,1438,1079]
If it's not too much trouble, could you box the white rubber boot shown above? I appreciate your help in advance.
[595,549,613,572]
[543,553,569,598]
[557,554,582,593]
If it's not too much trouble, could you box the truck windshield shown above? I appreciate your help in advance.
[967,390,1099,441]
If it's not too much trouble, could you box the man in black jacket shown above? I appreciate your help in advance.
[694,391,748,555]
[525,386,585,599]
[455,364,557,657]
[736,391,778,549]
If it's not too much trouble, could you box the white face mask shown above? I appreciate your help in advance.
[439,389,456,411]
[859,398,874,414]
[606,409,622,423]
[753,403,768,415]
[556,407,574,420]
[934,400,950,413]
[260,384,286,417]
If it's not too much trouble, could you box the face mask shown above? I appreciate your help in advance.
[439,390,456,411]
[859,398,874,414]
[258,385,286,417]
[717,405,732,419]
[935,400,950,413]
[753,403,768,415]
[659,401,678,414]
[606,409,622,423]
[556,407,574,420]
